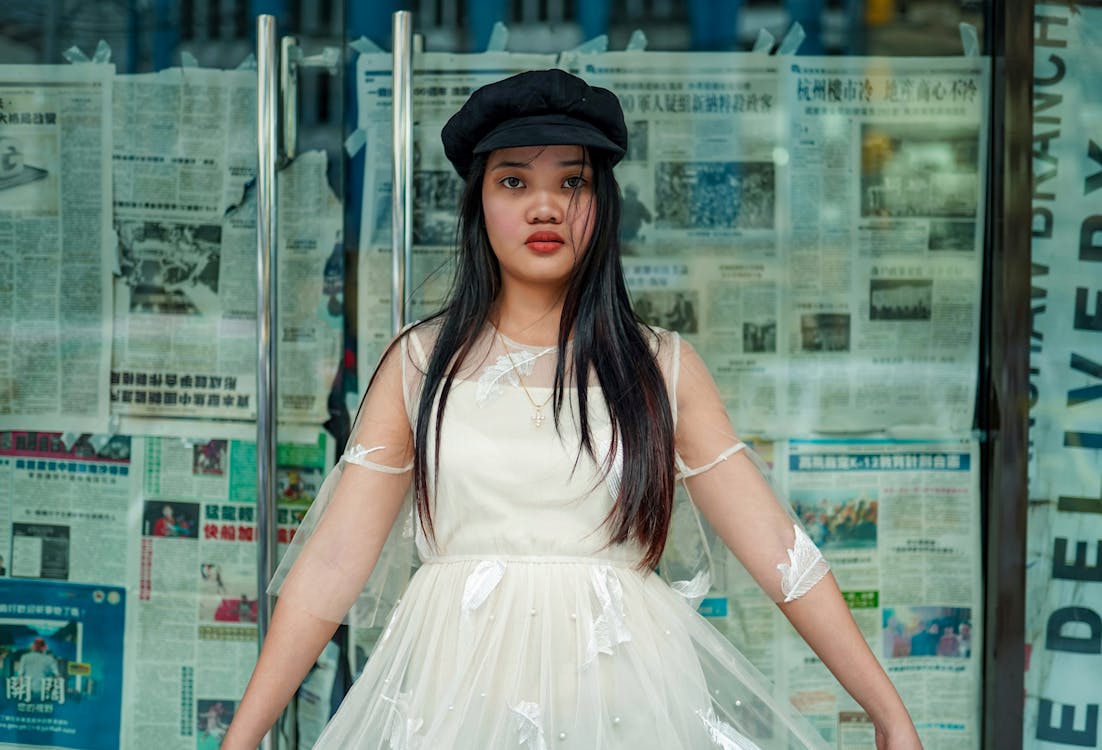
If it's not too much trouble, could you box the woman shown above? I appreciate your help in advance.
[222,70,921,749]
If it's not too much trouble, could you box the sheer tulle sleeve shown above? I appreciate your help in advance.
[267,330,424,626]
[657,332,830,605]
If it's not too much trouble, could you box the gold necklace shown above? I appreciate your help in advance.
[497,332,554,428]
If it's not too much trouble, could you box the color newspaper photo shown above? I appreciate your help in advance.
[0,579,125,750]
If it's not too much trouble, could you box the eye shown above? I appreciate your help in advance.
[563,174,588,189]
[499,176,524,189]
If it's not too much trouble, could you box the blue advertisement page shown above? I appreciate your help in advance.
[0,579,125,750]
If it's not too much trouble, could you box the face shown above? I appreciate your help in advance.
[481,144,596,293]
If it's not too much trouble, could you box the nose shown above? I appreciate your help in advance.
[526,187,563,224]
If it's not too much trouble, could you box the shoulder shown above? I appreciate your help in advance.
[638,323,707,385]
[368,318,443,406]
[391,316,445,372]
[638,323,679,359]
[639,325,719,419]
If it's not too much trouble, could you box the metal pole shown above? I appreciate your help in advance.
[281,35,298,161]
[255,13,281,750]
[391,10,414,335]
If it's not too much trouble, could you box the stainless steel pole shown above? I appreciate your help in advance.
[255,13,281,750]
[391,11,414,335]
[281,35,298,161]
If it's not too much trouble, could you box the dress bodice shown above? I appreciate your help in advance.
[421,379,642,564]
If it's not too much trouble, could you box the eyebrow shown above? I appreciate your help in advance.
[487,158,590,170]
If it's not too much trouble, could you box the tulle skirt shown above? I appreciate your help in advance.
[313,556,830,750]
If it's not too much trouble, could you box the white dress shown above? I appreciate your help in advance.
[274,324,833,750]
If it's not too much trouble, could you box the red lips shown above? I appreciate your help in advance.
[525,231,564,254]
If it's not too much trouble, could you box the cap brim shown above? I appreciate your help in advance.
[473,115,624,158]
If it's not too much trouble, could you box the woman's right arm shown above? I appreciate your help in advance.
[221,341,415,750]
[220,466,411,750]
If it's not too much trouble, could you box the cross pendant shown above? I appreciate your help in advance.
[530,408,545,428]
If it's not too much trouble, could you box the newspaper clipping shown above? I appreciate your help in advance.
[122,433,330,749]
[703,439,982,749]
[1025,4,1102,748]
[779,58,989,434]
[0,64,115,433]
[110,69,341,426]
[0,430,133,585]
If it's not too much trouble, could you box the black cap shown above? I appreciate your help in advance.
[441,69,627,180]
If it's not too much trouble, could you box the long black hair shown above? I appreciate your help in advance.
[401,147,676,569]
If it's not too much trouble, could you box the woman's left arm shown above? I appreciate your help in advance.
[779,576,921,749]
[672,337,921,749]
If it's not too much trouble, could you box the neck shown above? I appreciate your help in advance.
[492,283,567,347]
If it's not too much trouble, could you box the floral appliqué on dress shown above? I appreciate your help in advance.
[474,348,552,407]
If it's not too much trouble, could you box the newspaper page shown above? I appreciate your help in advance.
[0,430,133,748]
[779,58,989,434]
[0,64,115,433]
[1025,4,1102,748]
[110,68,341,426]
[121,432,331,750]
[354,51,556,385]
[701,439,982,749]
[561,52,788,434]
